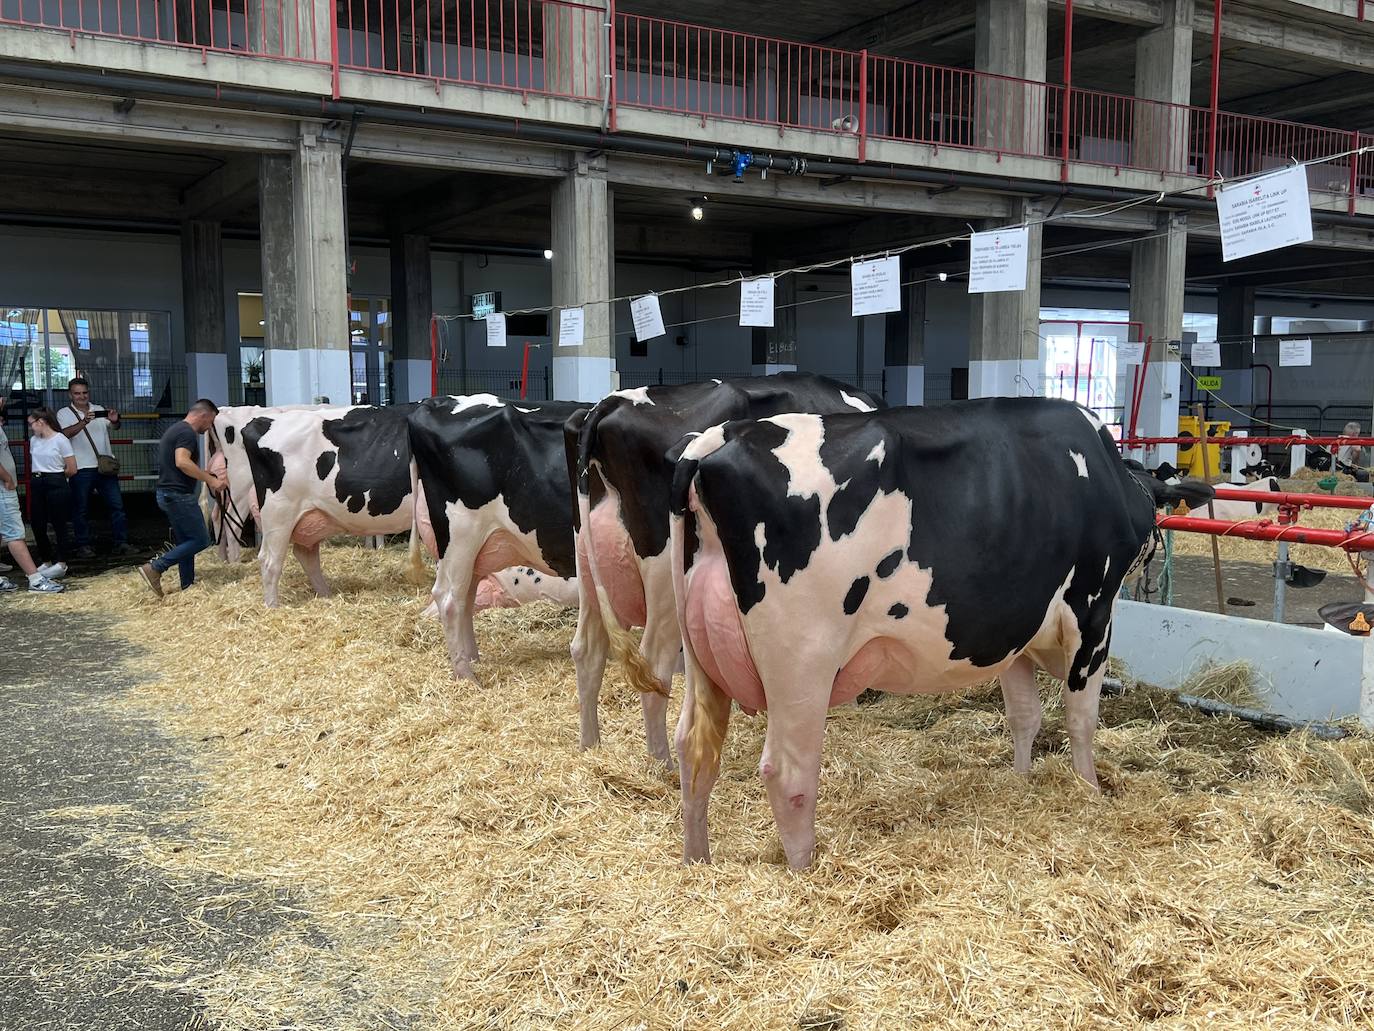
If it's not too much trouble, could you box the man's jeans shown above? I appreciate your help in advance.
[71,468,128,548]
[152,488,210,589]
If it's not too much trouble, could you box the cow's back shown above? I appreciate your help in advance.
[408,396,586,576]
[684,398,1154,688]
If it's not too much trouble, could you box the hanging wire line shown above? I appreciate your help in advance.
[435,142,1374,324]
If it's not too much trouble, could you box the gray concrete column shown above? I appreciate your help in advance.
[390,233,433,403]
[975,0,1047,156]
[751,267,797,375]
[884,255,925,405]
[258,122,350,406]
[544,0,608,99]
[1133,0,1195,173]
[551,159,615,401]
[969,200,1045,397]
[1128,211,1188,464]
[181,219,229,406]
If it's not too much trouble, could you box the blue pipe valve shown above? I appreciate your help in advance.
[730,150,753,182]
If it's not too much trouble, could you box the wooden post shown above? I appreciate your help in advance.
[1196,403,1227,614]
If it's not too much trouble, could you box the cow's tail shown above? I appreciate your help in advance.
[671,426,731,790]
[404,459,429,585]
[1131,469,1215,509]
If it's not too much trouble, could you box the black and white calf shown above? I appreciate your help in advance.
[409,395,589,680]
[567,374,883,764]
[238,404,421,607]
[670,398,1212,868]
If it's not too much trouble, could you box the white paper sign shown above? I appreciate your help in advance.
[558,306,584,348]
[1118,341,1145,365]
[968,227,1030,294]
[484,312,507,348]
[630,294,666,342]
[850,256,902,316]
[1279,337,1312,367]
[1191,341,1221,366]
[1216,164,1313,262]
[739,276,775,327]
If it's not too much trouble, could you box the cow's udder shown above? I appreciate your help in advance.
[587,498,647,628]
[685,552,765,712]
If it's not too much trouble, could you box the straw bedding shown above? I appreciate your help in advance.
[29,545,1374,1029]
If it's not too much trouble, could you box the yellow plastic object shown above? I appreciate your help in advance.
[1350,611,1371,635]
[1176,416,1231,477]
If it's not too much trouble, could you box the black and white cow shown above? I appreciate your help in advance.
[239,404,422,607]
[567,374,884,764]
[669,398,1213,868]
[409,395,590,680]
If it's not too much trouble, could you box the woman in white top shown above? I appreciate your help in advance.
[27,407,77,565]
[1337,421,1369,484]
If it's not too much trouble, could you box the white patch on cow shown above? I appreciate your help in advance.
[1076,406,1104,431]
[515,406,537,414]
[613,386,655,406]
[1085,556,1112,608]
[866,440,886,465]
[1069,450,1089,478]
[448,393,506,414]
[681,423,727,462]
[765,414,830,502]
[754,522,768,555]
[840,390,876,412]
[711,378,722,385]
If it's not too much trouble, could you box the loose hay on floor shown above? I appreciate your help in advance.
[28,545,1374,1029]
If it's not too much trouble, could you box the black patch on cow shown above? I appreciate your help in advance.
[224,425,236,445]
[888,603,909,619]
[316,451,336,481]
[876,549,902,578]
[319,406,413,517]
[688,398,1161,687]
[241,416,285,512]
[1254,500,1264,514]
[843,576,870,614]
[409,398,590,578]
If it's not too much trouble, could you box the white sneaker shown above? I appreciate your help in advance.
[27,575,65,593]
[37,562,67,580]
[0,576,15,592]
[0,561,11,572]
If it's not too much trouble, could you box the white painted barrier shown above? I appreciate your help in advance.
[1111,599,1374,728]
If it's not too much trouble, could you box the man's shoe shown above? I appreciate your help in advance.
[72,546,96,560]
[110,543,137,557]
[36,562,67,580]
[136,563,164,599]
[0,577,15,592]
[27,575,65,593]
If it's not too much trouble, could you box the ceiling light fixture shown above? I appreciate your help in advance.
[543,248,554,260]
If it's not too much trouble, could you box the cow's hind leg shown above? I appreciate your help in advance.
[639,609,682,767]
[433,542,482,682]
[999,655,1042,776]
[1062,667,1103,790]
[570,534,610,751]
[675,649,731,864]
[293,542,332,598]
[759,680,831,870]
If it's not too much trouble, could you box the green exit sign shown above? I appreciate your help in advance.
[1197,375,1222,391]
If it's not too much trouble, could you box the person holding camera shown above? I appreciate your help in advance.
[57,377,131,558]
[27,407,77,568]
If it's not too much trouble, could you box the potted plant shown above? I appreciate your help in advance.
[246,359,263,386]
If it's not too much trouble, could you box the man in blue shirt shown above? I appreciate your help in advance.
[136,399,225,598]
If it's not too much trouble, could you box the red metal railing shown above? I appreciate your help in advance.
[0,0,325,62]
[3,2,1373,198]
[337,0,605,100]
[616,13,863,134]
[866,54,1060,160]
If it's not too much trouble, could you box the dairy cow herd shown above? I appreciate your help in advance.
[205,375,1211,869]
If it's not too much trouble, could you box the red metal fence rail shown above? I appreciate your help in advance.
[2,3,1372,195]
